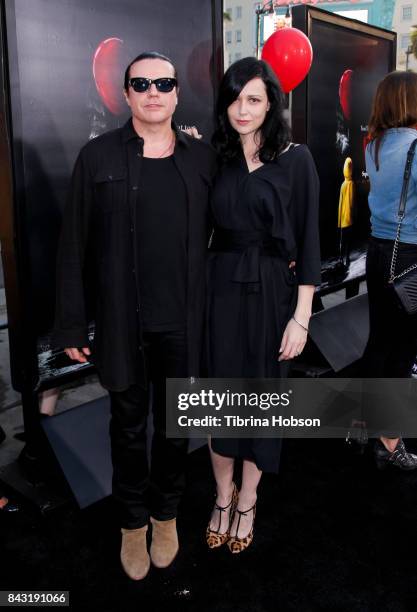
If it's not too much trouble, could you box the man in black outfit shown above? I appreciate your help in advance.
[53,52,216,580]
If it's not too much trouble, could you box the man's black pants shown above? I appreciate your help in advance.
[109,330,188,529]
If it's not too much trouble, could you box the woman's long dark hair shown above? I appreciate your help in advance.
[368,70,417,170]
[212,57,291,163]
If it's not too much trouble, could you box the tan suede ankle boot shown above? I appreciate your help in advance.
[149,517,179,568]
[120,525,150,580]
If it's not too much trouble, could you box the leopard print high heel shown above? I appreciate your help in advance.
[227,502,256,554]
[206,483,238,549]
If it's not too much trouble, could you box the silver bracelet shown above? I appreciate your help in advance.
[292,316,309,333]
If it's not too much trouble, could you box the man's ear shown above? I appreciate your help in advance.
[123,89,131,108]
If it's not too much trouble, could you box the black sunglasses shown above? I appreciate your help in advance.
[129,77,177,93]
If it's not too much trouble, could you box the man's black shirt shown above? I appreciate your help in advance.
[137,156,187,332]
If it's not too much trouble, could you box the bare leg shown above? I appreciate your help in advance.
[380,436,400,452]
[208,438,235,533]
[39,388,60,416]
[230,459,261,539]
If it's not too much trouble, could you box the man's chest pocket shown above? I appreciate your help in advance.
[93,169,127,213]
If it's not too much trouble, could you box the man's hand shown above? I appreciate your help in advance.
[64,347,91,363]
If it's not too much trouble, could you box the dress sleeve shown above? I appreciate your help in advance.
[51,146,94,348]
[290,145,321,286]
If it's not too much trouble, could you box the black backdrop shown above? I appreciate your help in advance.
[0,0,223,392]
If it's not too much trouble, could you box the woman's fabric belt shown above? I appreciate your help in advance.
[209,228,279,291]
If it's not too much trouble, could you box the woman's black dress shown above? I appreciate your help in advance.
[207,144,321,473]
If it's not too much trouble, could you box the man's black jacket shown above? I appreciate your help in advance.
[53,119,217,391]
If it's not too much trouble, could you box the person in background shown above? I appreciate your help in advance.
[363,70,417,470]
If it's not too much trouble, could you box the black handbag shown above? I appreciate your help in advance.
[389,138,417,315]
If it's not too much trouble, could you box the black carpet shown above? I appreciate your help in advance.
[2,439,417,612]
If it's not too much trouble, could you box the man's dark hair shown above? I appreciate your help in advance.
[212,57,291,163]
[124,51,178,91]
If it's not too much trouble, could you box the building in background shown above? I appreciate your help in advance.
[223,0,260,66]
[224,1,416,71]
[391,0,417,70]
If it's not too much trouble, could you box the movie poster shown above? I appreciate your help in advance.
[292,8,396,290]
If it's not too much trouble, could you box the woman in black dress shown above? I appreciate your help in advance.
[206,58,321,553]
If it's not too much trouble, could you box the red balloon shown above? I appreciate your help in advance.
[93,38,126,115]
[339,69,353,121]
[261,28,313,93]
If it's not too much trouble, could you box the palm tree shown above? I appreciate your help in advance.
[411,26,417,60]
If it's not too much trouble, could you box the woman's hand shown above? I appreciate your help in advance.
[278,317,308,361]
[182,126,202,139]
[279,284,314,361]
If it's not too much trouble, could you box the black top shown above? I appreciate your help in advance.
[211,144,322,285]
[207,143,321,377]
[52,119,217,391]
[137,156,187,332]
